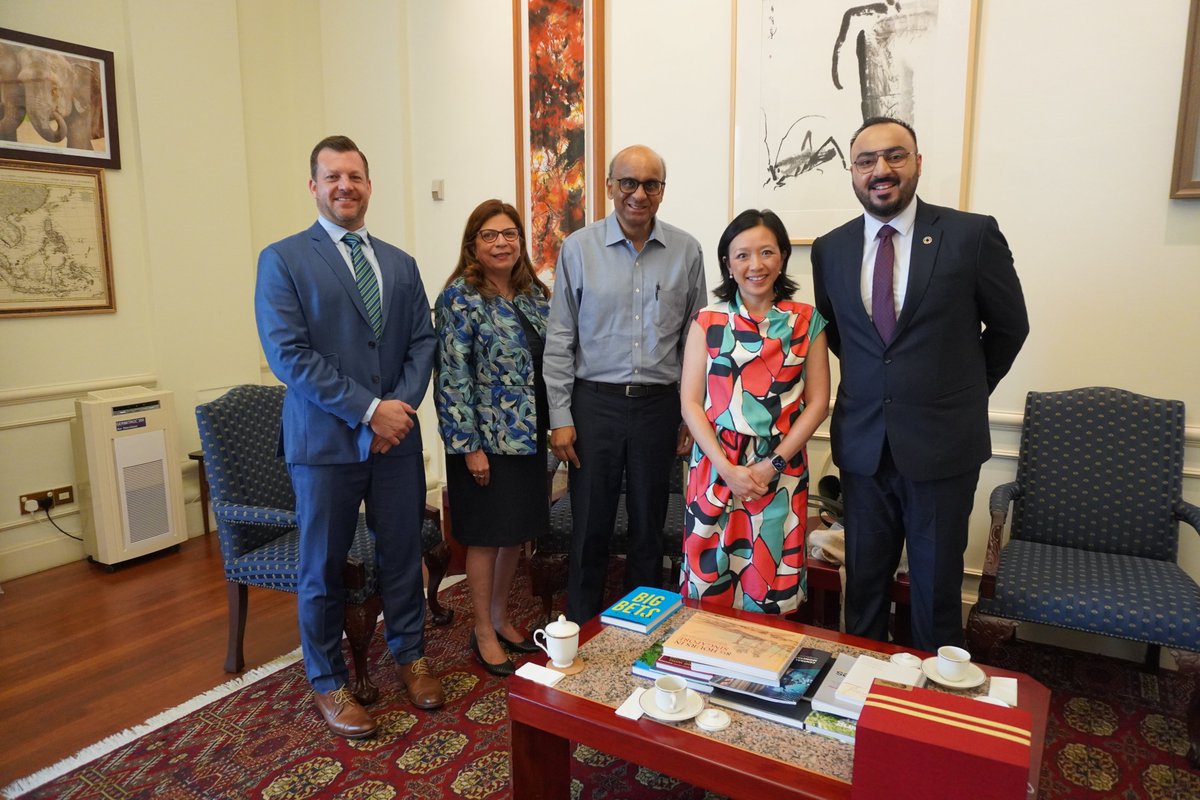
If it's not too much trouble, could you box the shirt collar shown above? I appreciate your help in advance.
[863,197,918,240]
[317,215,371,246]
[604,212,663,248]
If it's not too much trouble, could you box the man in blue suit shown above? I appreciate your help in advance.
[811,118,1029,652]
[255,135,441,739]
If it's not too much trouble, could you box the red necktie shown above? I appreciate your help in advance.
[872,225,897,342]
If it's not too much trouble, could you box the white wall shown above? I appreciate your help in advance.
[2,0,1198,618]
[0,0,262,578]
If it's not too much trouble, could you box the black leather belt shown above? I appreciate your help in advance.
[582,380,678,397]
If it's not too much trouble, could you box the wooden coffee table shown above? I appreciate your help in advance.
[507,599,1049,800]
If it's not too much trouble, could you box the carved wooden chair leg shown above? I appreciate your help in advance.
[225,581,248,673]
[1169,649,1200,768]
[342,560,380,705]
[343,597,381,705]
[964,607,1018,663]
[424,540,454,626]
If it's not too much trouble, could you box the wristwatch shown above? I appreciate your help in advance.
[768,452,787,472]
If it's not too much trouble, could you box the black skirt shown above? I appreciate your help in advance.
[445,446,550,547]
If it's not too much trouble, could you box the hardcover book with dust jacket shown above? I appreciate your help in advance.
[661,611,806,684]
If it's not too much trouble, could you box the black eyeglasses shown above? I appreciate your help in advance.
[851,148,913,174]
[477,228,520,243]
[611,177,665,196]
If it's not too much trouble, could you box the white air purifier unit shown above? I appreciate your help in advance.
[72,386,188,566]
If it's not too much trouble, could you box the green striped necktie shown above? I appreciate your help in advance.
[343,231,382,337]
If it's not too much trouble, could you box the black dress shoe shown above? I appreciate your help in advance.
[495,629,540,654]
[470,631,516,677]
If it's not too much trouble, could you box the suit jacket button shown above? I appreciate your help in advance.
[368,341,377,349]
[884,397,892,404]
[371,375,380,384]
[884,357,893,365]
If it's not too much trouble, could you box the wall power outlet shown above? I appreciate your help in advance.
[18,486,74,515]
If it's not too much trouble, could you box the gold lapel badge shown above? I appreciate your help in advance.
[922,235,933,245]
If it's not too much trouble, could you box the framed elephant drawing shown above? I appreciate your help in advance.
[0,28,121,170]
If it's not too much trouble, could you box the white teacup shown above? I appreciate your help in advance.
[936,645,972,681]
[654,674,687,713]
[533,614,580,668]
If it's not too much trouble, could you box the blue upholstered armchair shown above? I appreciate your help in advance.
[195,385,451,705]
[966,387,1200,764]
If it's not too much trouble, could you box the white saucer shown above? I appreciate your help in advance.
[921,657,986,689]
[638,688,705,722]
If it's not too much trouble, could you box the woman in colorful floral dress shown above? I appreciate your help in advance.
[435,199,549,676]
[680,209,830,614]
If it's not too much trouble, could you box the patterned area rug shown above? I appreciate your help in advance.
[5,572,717,800]
[6,570,1198,799]
[984,638,1200,799]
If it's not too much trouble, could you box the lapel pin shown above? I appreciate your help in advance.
[922,235,933,245]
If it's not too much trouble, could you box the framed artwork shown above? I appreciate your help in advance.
[1171,0,1200,198]
[0,27,121,170]
[512,0,605,284]
[0,159,115,317]
[730,0,979,243]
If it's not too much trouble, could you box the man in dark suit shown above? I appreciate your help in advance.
[255,135,441,739]
[811,117,1028,652]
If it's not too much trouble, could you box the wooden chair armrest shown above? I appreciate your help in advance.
[978,510,1007,600]
[979,482,1020,600]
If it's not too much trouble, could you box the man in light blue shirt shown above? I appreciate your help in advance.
[544,144,707,622]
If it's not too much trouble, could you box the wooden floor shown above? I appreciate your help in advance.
[0,535,300,786]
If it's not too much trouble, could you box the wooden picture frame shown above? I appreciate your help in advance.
[0,27,121,170]
[729,0,979,243]
[512,0,605,283]
[1171,0,1200,198]
[0,159,115,317]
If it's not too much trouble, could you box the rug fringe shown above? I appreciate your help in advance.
[1,646,303,799]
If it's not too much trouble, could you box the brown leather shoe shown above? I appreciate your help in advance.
[396,657,445,709]
[313,686,378,738]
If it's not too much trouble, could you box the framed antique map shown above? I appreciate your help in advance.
[0,159,114,317]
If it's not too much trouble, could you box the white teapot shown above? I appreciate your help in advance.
[533,614,580,668]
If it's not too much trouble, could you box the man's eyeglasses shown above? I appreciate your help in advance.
[477,228,520,243]
[851,149,913,174]
[611,177,665,196]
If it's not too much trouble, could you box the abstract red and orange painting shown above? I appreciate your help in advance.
[526,0,586,274]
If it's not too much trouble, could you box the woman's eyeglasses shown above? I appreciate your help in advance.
[477,228,520,243]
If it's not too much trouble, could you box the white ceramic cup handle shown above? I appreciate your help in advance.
[533,629,551,659]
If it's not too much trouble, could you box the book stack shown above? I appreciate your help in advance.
[804,652,862,742]
[630,628,713,694]
[600,586,682,635]
[799,652,926,742]
[660,611,807,686]
[706,647,833,729]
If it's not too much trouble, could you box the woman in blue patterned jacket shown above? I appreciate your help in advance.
[435,199,551,677]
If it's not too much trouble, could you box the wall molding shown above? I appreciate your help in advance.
[0,374,158,407]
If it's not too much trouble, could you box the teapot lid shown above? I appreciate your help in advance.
[546,614,579,635]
